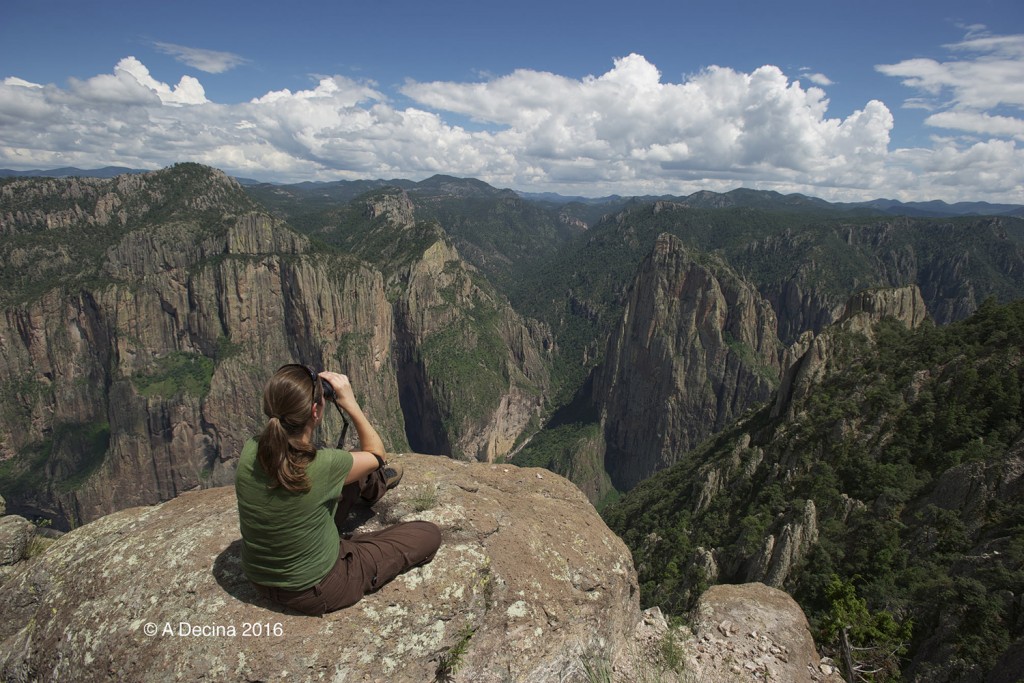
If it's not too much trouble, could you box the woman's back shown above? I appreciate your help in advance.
[235,439,352,590]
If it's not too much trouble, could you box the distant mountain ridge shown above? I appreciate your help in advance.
[3,166,1021,217]
[520,186,1024,217]
[0,166,147,179]
[832,196,1024,218]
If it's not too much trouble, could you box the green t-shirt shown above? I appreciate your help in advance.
[235,439,353,590]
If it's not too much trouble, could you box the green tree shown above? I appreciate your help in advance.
[821,576,912,682]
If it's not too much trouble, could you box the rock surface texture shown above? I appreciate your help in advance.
[686,583,844,683]
[0,456,641,682]
[0,515,31,566]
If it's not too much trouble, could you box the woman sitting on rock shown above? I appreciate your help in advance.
[235,364,441,615]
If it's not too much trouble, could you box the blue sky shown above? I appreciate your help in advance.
[1,0,1022,202]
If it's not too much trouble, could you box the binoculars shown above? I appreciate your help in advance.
[319,377,336,402]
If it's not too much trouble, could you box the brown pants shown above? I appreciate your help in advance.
[254,467,442,616]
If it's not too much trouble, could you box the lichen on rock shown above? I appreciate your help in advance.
[0,455,641,682]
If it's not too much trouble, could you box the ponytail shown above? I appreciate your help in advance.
[256,365,322,493]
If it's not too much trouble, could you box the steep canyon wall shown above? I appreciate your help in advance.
[0,168,551,527]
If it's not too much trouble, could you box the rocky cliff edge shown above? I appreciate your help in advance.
[0,456,836,683]
[0,455,640,682]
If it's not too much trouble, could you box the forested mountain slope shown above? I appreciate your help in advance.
[517,203,1024,392]
[247,176,581,294]
[603,295,1024,682]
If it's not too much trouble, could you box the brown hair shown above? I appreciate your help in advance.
[257,364,323,493]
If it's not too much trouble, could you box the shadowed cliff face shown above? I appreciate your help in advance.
[597,233,783,491]
[343,191,553,463]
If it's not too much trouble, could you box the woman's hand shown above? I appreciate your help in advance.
[319,371,358,412]
[319,370,385,458]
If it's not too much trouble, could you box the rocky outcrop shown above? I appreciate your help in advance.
[687,583,844,682]
[598,233,782,491]
[743,500,819,587]
[363,187,415,227]
[0,456,641,682]
[0,515,31,566]
[774,285,928,419]
[837,285,928,334]
[0,506,36,587]
[0,455,839,683]
[685,446,819,590]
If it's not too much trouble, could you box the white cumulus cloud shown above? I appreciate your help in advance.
[401,55,897,194]
[3,77,43,89]
[799,70,834,86]
[926,111,1024,140]
[877,29,1024,120]
[0,50,1021,203]
[871,28,1024,201]
[69,57,207,106]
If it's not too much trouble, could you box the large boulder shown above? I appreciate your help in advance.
[0,455,641,682]
[0,516,31,566]
[687,583,844,682]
